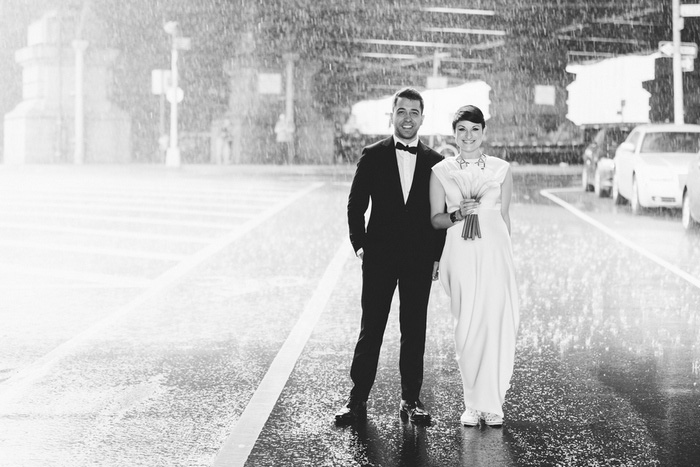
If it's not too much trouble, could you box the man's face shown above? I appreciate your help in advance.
[392,97,424,142]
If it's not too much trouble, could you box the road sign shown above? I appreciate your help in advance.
[681,3,700,17]
[683,55,695,72]
[151,69,171,95]
[659,41,698,58]
[166,87,184,103]
[534,85,556,106]
[258,73,282,94]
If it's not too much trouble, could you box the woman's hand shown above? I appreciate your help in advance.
[459,199,480,218]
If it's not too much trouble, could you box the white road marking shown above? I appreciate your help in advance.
[0,239,185,261]
[545,186,582,193]
[0,199,260,217]
[0,210,244,230]
[212,238,350,467]
[0,182,325,411]
[0,185,296,201]
[540,188,700,289]
[0,222,211,243]
[0,190,281,207]
[0,282,154,290]
[0,264,153,288]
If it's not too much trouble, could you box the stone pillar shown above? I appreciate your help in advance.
[283,53,298,164]
[72,39,88,164]
[3,10,131,164]
[213,30,257,164]
[294,59,334,164]
[223,65,256,164]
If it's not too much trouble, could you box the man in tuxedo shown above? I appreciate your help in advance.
[336,87,445,425]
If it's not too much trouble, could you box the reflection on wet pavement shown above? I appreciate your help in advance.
[2,167,699,466]
[247,172,699,466]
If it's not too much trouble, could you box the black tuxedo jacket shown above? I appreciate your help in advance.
[347,136,446,264]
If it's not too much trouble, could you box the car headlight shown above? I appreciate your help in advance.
[648,171,674,182]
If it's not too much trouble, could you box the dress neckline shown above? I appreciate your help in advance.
[454,154,487,170]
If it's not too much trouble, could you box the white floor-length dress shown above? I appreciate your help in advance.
[432,155,519,418]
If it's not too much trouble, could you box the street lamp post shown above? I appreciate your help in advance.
[72,39,88,164]
[673,0,684,124]
[164,21,180,167]
[163,22,190,167]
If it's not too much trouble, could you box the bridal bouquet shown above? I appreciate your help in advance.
[449,166,498,240]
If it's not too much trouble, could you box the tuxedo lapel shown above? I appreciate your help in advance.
[381,137,406,206]
[405,141,429,206]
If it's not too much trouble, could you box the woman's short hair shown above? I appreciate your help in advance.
[452,105,486,131]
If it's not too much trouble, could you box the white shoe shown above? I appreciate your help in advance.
[460,407,480,426]
[482,412,503,426]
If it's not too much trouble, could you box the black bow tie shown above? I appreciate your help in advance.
[395,142,417,154]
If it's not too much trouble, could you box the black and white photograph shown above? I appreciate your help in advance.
[0,1,699,466]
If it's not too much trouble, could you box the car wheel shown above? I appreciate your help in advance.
[612,173,625,205]
[582,167,593,192]
[631,176,644,215]
[594,168,609,198]
[682,190,698,231]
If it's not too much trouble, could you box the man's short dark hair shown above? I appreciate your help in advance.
[393,87,424,114]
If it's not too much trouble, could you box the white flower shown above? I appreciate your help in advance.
[447,165,498,240]
[448,165,498,201]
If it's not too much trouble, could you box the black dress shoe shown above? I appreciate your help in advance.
[335,398,367,424]
[399,399,431,425]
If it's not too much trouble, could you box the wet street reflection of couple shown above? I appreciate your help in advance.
[335,87,520,429]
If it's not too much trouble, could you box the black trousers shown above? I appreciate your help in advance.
[349,253,433,402]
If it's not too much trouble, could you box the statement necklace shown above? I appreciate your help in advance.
[457,154,486,171]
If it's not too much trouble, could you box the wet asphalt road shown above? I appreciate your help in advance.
[0,164,698,467]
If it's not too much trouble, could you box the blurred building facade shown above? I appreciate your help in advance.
[4,1,700,165]
[3,9,131,164]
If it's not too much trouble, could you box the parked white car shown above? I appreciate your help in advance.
[682,151,700,230]
[612,123,700,214]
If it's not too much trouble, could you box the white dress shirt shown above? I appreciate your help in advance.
[394,136,418,203]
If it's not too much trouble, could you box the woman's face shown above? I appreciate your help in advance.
[454,119,485,153]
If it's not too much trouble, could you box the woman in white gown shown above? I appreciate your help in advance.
[429,105,519,427]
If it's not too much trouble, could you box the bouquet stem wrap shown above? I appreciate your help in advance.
[448,162,496,241]
[462,213,481,240]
